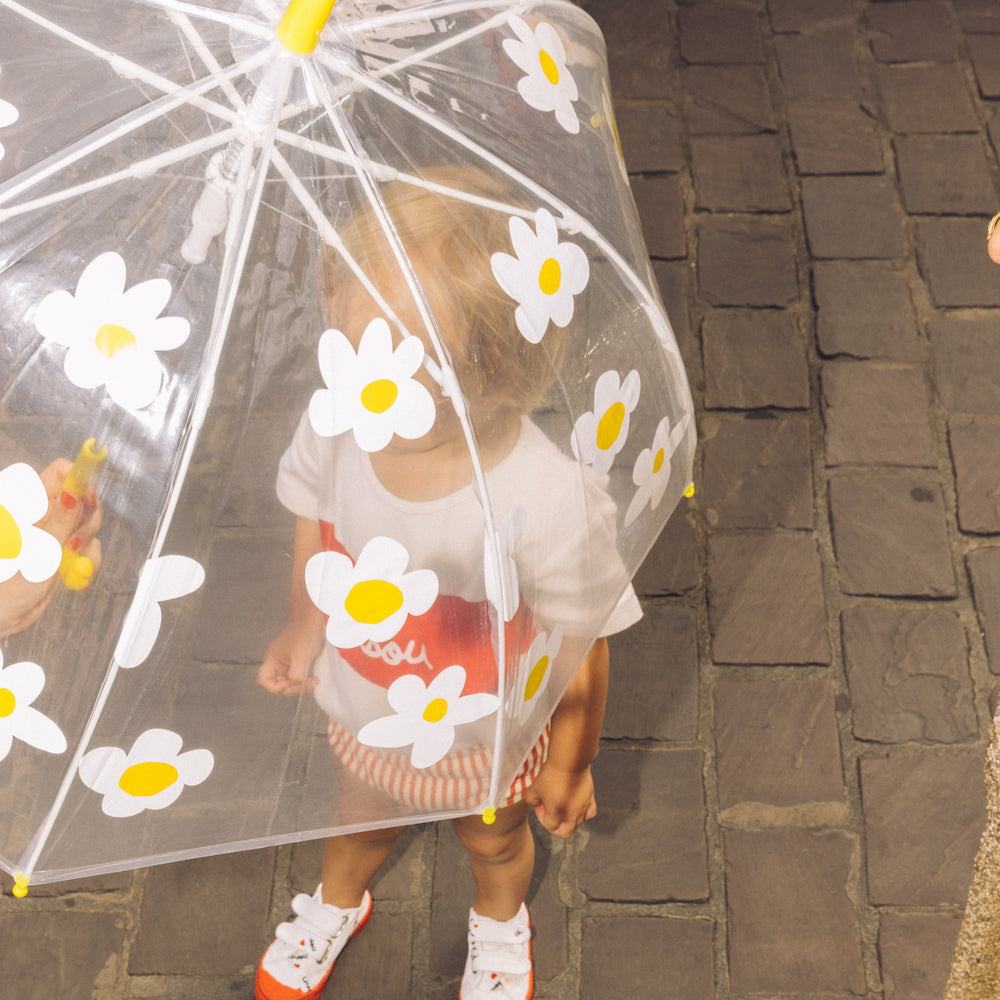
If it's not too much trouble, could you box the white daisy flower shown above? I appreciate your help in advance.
[309,318,437,453]
[510,626,563,722]
[625,413,691,526]
[34,251,191,411]
[114,555,206,670]
[0,65,18,162]
[0,463,62,585]
[504,15,580,134]
[358,664,500,769]
[0,651,67,762]
[484,507,526,623]
[306,535,438,649]
[571,369,641,478]
[491,208,589,344]
[78,728,213,818]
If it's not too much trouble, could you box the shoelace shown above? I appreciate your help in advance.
[274,892,352,963]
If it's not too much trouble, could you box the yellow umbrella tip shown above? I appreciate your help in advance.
[482,807,497,825]
[12,873,29,898]
[277,0,337,54]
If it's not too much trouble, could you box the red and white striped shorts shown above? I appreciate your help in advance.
[327,719,550,813]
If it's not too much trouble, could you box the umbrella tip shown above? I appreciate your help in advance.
[12,873,29,898]
[684,482,695,499]
[481,807,497,825]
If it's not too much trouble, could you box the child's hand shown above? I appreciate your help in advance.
[0,458,103,639]
[257,621,323,696]
[522,762,597,839]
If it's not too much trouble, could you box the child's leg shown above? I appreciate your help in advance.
[452,802,534,921]
[321,825,405,908]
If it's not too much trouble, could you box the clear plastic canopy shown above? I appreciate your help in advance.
[0,0,694,889]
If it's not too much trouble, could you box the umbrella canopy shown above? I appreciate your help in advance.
[0,0,694,890]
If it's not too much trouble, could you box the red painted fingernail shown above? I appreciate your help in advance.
[68,536,83,551]
[60,491,78,511]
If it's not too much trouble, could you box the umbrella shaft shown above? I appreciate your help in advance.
[278,0,336,54]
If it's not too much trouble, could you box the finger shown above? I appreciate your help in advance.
[41,488,86,544]
[990,218,1000,264]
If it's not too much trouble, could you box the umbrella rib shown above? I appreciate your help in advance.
[0,47,269,208]
[336,0,529,36]
[129,0,273,41]
[167,8,250,115]
[0,130,237,222]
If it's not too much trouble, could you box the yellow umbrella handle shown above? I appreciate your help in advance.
[59,438,107,591]
[277,0,337,54]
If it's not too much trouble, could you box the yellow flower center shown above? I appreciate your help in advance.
[94,323,137,359]
[422,697,449,724]
[0,504,23,561]
[118,761,179,798]
[539,49,560,85]
[360,378,399,414]
[538,257,561,296]
[596,402,626,451]
[652,447,666,475]
[0,688,15,719]
[344,579,404,625]
[524,655,549,702]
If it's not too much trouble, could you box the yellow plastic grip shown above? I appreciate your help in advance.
[277,0,336,54]
[62,438,108,499]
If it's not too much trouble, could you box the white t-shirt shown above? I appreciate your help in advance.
[277,413,641,732]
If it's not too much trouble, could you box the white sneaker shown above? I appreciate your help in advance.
[255,885,372,1000]
[460,904,533,1000]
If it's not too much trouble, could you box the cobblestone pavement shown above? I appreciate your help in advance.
[6,0,1000,997]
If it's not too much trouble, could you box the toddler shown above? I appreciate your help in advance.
[255,167,640,1000]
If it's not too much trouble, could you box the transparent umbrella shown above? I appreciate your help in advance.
[0,0,694,893]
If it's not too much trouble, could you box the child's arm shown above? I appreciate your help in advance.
[257,516,327,696]
[521,637,609,839]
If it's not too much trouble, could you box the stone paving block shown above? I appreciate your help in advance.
[930,316,1000,414]
[580,916,714,1000]
[801,175,904,259]
[842,605,977,743]
[774,27,863,101]
[697,216,799,306]
[1,911,126,1000]
[950,417,1000,533]
[876,64,979,133]
[768,0,854,32]
[130,849,275,974]
[583,748,709,901]
[715,678,845,811]
[968,35,1000,98]
[917,218,1000,307]
[587,0,672,99]
[700,413,814,529]
[895,134,996,215]
[828,475,957,597]
[616,105,682,174]
[678,4,765,64]
[633,506,701,596]
[708,534,831,665]
[867,1,957,62]
[967,547,1000,672]
[880,911,964,1000]
[606,603,698,740]
[193,532,290,663]
[653,261,692,365]
[701,308,810,410]
[329,912,412,997]
[631,173,686,259]
[813,262,920,360]
[690,134,792,212]
[725,829,866,994]
[431,820,565,983]
[787,99,884,174]
[682,64,777,135]
[861,750,985,905]
[821,362,936,467]
[955,0,1000,33]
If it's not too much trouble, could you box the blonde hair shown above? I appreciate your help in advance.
[322,166,569,414]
